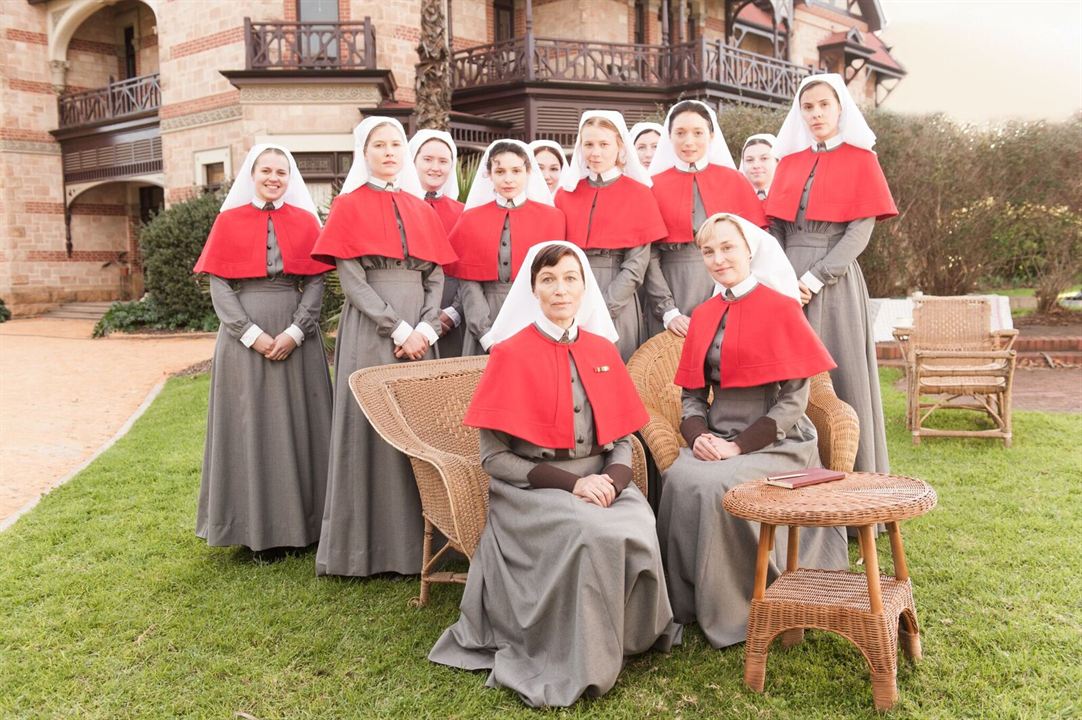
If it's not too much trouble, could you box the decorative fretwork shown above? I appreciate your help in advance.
[244,18,377,70]
[57,73,161,129]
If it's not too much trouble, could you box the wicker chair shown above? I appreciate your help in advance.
[893,295,1018,447]
[349,356,650,606]
[626,331,860,473]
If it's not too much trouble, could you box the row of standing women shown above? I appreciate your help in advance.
[193,72,897,706]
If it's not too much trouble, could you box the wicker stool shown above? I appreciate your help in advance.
[723,472,937,711]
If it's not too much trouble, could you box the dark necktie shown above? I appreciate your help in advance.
[559,330,571,343]
[816,142,827,152]
[756,189,767,200]
[724,289,736,301]
[262,202,274,212]
[425,191,438,200]
[506,198,515,209]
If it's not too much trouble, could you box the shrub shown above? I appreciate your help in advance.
[0,298,10,323]
[93,296,217,338]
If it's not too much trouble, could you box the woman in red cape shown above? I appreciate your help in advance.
[310,116,456,578]
[555,111,667,360]
[429,241,679,707]
[766,73,898,475]
[192,144,334,557]
[644,100,769,339]
[656,213,848,649]
[445,139,565,355]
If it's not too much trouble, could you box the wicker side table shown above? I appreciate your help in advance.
[723,472,937,711]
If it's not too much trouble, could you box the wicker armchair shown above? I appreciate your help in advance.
[893,295,1017,447]
[349,356,649,606]
[626,331,860,473]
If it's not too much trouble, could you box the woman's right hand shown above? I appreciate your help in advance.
[667,314,692,337]
[394,330,429,361]
[252,332,275,356]
[692,433,724,462]
[573,474,616,507]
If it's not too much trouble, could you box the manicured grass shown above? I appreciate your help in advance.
[2,370,1080,719]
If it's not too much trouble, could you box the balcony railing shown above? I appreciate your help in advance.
[244,17,377,70]
[57,73,161,129]
[451,35,817,105]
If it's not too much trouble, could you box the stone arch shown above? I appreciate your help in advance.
[47,0,161,85]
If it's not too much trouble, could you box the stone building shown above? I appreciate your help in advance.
[0,0,903,315]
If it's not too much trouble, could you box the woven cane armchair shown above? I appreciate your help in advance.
[349,356,649,606]
[626,331,860,473]
[893,295,1018,447]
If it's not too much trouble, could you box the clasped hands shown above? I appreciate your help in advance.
[393,330,430,361]
[572,474,622,508]
[692,433,742,462]
[252,332,297,361]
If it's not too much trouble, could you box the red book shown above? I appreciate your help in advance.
[764,468,847,489]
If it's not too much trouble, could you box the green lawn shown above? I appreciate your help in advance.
[2,370,1080,719]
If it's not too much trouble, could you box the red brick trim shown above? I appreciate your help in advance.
[171,27,244,59]
[8,79,56,95]
[25,202,65,214]
[159,90,240,119]
[284,1,297,21]
[69,38,118,55]
[339,0,351,21]
[71,203,129,216]
[1,129,57,143]
[26,250,125,262]
[5,29,47,45]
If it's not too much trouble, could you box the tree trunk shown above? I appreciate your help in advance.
[415,0,451,131]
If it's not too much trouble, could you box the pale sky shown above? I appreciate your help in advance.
[878,0,1082,123]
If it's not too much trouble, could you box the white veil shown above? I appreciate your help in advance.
[408,129,461,200]
[697,212,800,302]
[650,100,736,176]
[773,73,877,158]
[220,143,321,224]
[558,110,653,192]
[463,139,554,211]
[339,116,425,198]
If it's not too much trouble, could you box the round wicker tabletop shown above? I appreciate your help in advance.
[723,472,937,527]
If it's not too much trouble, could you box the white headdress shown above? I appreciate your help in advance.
[773,73,877,158]
[339,116,425,198]
[740,132,778,163]
[559,110,653,192]
[220,143,321,224]
[528,140,567,166]
[484,241,619,346]
[629,121,664,143]
[650,100,736,176]
[408,129,460,200]
[463,139,554,211]
[698,213,800,302]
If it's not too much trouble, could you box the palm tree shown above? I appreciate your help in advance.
[415,0,451,131]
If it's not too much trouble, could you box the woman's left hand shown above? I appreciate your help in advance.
[266,333,297,361]
[711,437,743,460]
[797,281,812,306]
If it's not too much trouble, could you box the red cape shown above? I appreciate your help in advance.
[193,204,332,278]
[311,185,456,266]
[465,325,649,449]
[651,164,768,244]
[555,175,668,250]
[765,143,898,223]
[426,194,465,233]
[674,284,836,390]
[444,200,566,281]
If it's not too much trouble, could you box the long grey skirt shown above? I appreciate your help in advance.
[785,231,889,473]
[461,281,511,356]
[438,276,464,358]
[429,458,680,707]
[657,421,849,648]
[588,251,644,362]
[197,278,333,551]
[315,268,434,577]
[647,243,713,337]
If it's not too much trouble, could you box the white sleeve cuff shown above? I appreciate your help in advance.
[283,324,305,346]
[800,271,824,294]
[662,308,681,328]
[240,324,264,348]
[416,321,440,345]
[479,331,495,352]
[442,306,462,327]
[391,320,414,346]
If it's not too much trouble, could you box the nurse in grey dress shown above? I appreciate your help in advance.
[430,242,679,707]
[766,74,899,474]
[311,117,456,577]
[193,144,334,555]
[657,214,848,649]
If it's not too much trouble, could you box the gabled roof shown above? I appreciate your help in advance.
[818,27,905,76]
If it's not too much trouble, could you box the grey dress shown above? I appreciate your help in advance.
[196,215,332,551]
[316,183,446,577]
[429,342,680,707]
[657,306,848,648]
[644,177,713,336]
[770,152,889,473]
[457,214,513,356]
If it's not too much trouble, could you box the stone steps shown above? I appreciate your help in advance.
[39,302,114,322]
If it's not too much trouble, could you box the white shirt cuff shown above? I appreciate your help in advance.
[442,306,462,327]
[800,271,824,294]
[391,320,414,346]
[416,321,440,345]
[479,331,495,352]
[283,324,305,346]
[662,308,681,328]
[240,324,264,348]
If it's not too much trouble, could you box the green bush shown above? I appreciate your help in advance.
[0,298,10,323]
[93,296,217,338]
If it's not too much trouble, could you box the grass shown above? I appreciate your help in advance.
[2,370,1080,719]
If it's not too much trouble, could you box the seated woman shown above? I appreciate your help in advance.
[429,241,680,707]
[656,213,849,649]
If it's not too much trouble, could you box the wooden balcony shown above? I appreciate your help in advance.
[244,18,377,70]
[57,73,161,130]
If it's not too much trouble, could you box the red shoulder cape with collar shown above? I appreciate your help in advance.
[554,174,668,250]
[674,284,836,390]
[193,203,332,278]
[444,200,566,281]
[651,164,768,244]
[426,194,465,233]
[465,325,649,449]
[765,143,898,223]
[310,184,456,266]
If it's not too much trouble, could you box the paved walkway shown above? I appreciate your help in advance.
[0,318,215,525]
